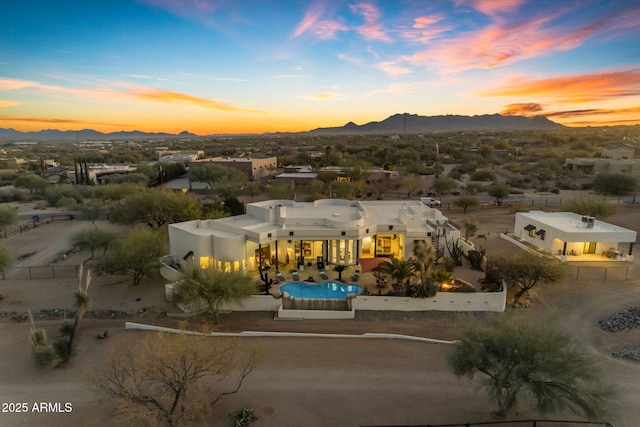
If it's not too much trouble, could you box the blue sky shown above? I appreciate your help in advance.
[1,0,639,134]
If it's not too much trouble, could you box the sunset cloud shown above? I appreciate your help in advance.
[292,0,326,38]
[0,115,129,127]
[301,92,347,100]
[0,76,264,114]
[392,6,640,74]
[126,87,266,113]
[398,15,452,44]
[500,103,544,116]
[455,0,527,18]
[0,100,20,108]
[349,3,391,42]
[483,68,640,102]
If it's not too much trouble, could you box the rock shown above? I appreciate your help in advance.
[596,306,640,332]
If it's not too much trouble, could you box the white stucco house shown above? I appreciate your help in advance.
[514,211,636,262]
[167,199,460,273]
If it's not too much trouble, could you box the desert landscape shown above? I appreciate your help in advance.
[0,202,639,427]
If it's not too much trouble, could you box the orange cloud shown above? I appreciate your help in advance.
[0,100,20,108]
[127,87,265,113]
[398,15,452,44]
[0,115,130,127]
[395,6,639,73]
[302,92,346,100]
[455,0,527,17]
[483,68,640,101]
[501,103,544,116]
[349,3,391,42]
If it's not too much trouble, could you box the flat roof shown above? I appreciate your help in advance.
[517,211,636,235]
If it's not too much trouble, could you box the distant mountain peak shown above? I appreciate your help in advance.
[308,113,564,134]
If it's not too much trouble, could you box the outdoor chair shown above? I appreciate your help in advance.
[275,270,286,282]
[319,270,329,280]
[351,269,360,282]
[291,269,300,281]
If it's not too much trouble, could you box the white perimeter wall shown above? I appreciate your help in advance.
[166,284,506,313]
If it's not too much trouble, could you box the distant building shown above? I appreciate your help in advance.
[319,166,399,181]
[564,145,640,177]
[514,211,636,262]
[189,156,277,181]
[274,165,317,185]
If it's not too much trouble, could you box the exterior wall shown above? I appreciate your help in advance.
[165,286,506,314]
[169,200,459,272]
[189,156,277,180]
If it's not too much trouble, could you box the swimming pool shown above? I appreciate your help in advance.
[279,281,363,299]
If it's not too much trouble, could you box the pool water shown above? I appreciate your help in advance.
[280,281,364,299]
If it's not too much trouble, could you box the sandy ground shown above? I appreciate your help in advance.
[0,202,639,426]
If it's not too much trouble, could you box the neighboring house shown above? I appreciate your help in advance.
[514,211,636,261]
[189,156,277,181]
[274,165,317,186]
[564,145,640,177]
[168,199,459,273]
[319,166,400,181]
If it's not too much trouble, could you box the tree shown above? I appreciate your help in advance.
[448,312,615,419]
[0,246,14,275]
[96,327,262,427]
[267,182,295,200]
[109,189,201,228]
[400,176,422,197]
[244,182,261,202]
[201,201,230,220]
[494,252,566,305]
[461,221,478,241]
[188,164,247,197]
[487,182,510,206]
[77,199,105,224]
[559,196,618,219]
[96,228,165,285]
[70,226,119,263]
[412,241,437,297]
[592,172,638,203]
[453,195,480,214]
[432,177,459,199]
[374,257,416,293]
[0,205,18,231]
[44,185,82,207]
[174,265,255,322]
[14,174,49,194]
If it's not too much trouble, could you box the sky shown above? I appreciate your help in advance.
[1,0,639,135]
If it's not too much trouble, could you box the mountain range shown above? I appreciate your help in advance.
[0,113,563,141]
[305,113,563,134]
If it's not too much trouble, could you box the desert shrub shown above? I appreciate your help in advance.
[464,248,486,270]
[231,407,258,426]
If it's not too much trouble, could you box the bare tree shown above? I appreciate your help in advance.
[96,327,262,427]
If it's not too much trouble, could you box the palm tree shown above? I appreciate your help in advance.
[412,240,436,295]
[375,257,416,292]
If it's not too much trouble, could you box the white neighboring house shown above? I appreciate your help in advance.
[167,199,460,273]
[514,211,636,262]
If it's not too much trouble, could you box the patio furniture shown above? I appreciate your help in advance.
[316,256,325,270]
[319,270,329,280]
[291,269,300,281]
[351,269,360,282]
[275,270,286,282]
